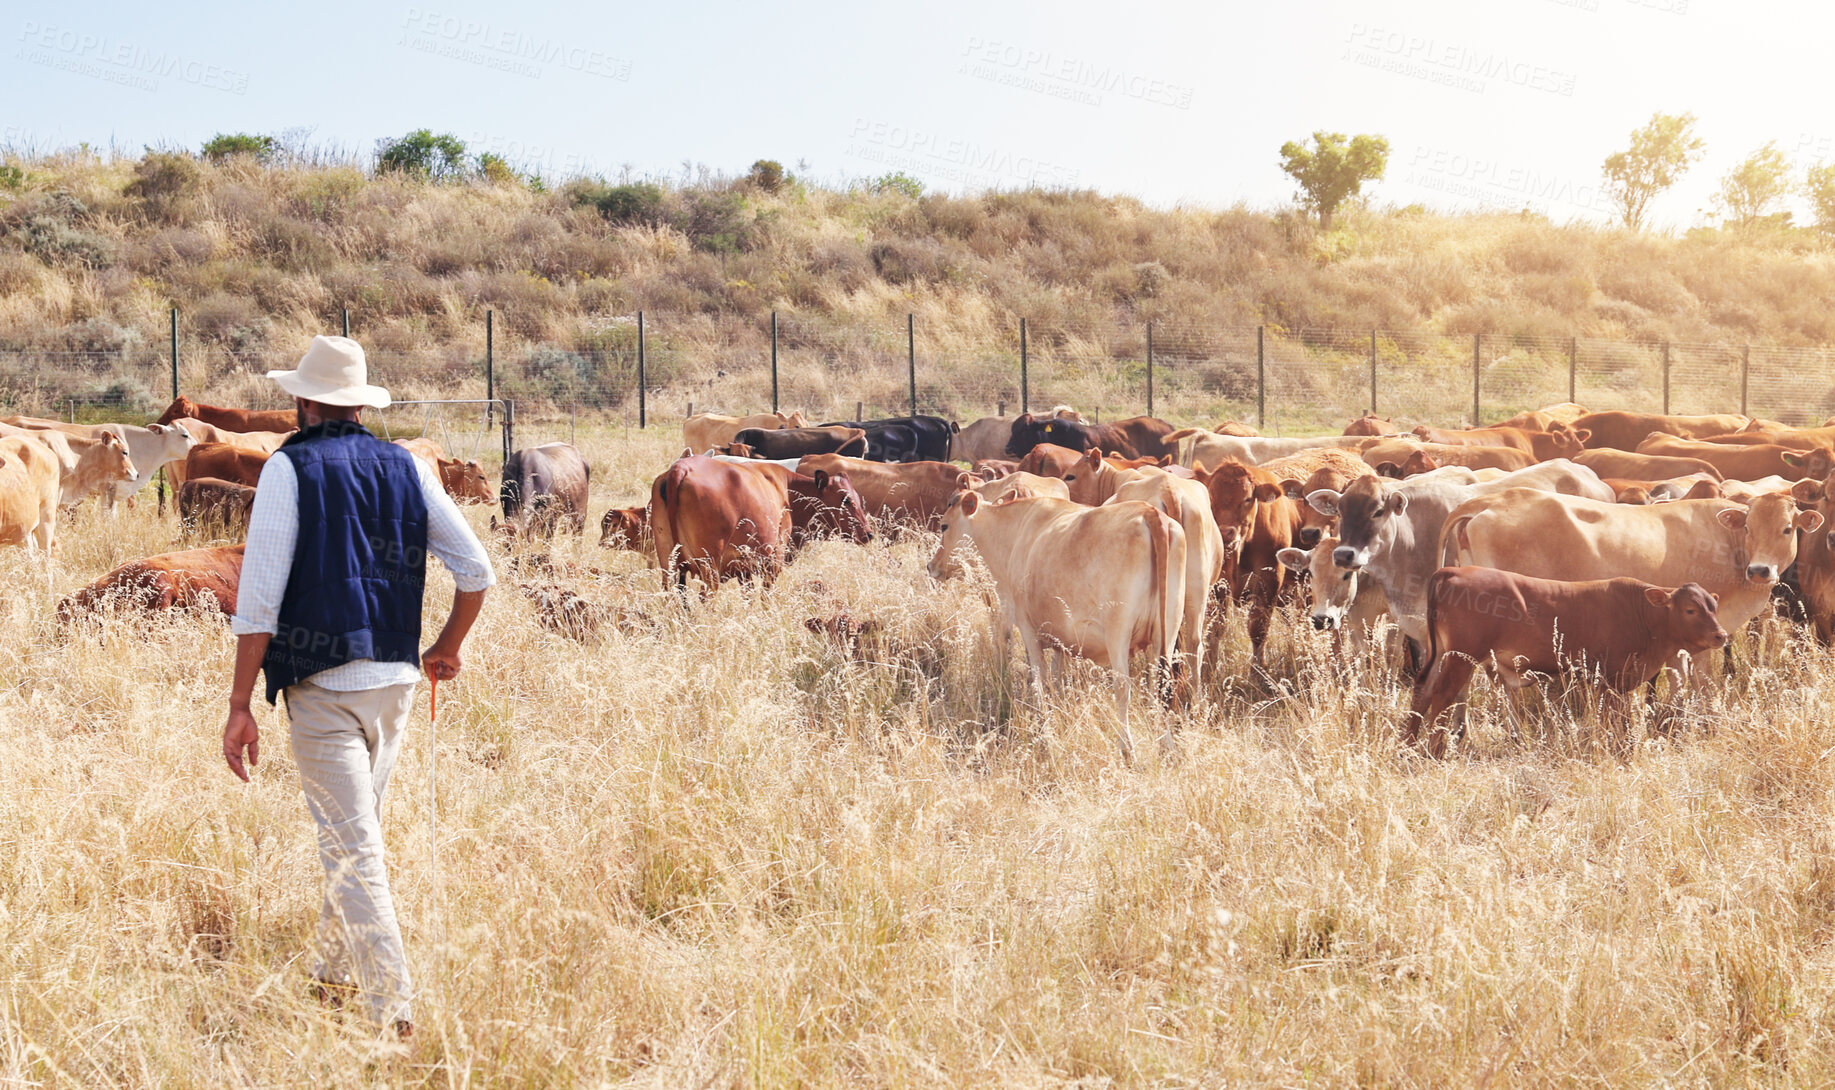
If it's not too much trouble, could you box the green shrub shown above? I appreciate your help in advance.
[376,129,469,181]
[0,164,24,190]
[477,153,521,187]
[746,160,785,194]
[571,181,665,227]
[679,190,753,254]
[14,192,115,268]
[201,133,276,162]
[873,172,922,199]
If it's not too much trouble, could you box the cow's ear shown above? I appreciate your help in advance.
[1571,428,1591,443]
[1253,481,1283,503]
[1792,479,1823,504]
[1798,510,1826,533]
[1276,547,1309,569]
[1281,480,1306,501]
[1782,452,1805,467]
[1376,461,1402,479]
[1717,507,1749,531]
[1083,448,1102,467]
[1385,491,1409,515]
[812,470,829,490]
[958,491,981,517]
[1644,586,1670,607]
[1306,489,1341,516]
[681,447,693,458]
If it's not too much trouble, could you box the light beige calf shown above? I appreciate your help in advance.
[682,410,808,454]
[0,435,63,552]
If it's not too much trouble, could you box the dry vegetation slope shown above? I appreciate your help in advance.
[6,427,1835,1085]
[4,148,1835,410]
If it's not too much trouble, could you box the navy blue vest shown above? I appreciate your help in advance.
[261,421,429,704]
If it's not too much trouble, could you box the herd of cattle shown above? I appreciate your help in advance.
[12,394,1835,760]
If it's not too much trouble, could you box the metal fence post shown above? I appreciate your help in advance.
[1020,318,1029,414]
[1741,345,1750,416]
[1369,329,1377,415]
[907,313,916,417]
[770,310,779,414]
[1568,337,1577,403]
[1145,321,1154,418]
[1256,325,1266,429]
[502,398,515,463]
[637,310,647,428]
[485,310,494,426]
[1472,332,1482,426]
[1662,341,1671,415]
[163,307,178,515]
[341,307,350,338]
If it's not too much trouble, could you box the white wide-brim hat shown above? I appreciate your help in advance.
[266,336,391,409]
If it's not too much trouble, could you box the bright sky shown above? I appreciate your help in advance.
[5,0,1825,229]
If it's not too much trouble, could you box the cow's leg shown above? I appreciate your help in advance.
[1107,638,1136,766]
[1247,569,1276,684]
[1409,651,1474,759]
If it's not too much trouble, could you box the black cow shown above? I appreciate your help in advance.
[818,415,957,463]
[497,442,591,538]
[1004,413,1178,460]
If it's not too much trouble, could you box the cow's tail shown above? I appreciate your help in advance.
[1424,569,1448,678]
[1147,507,1176,699]
[656,468,686,590]
[1438,513,1476,568]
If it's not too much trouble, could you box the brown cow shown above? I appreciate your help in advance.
[1194,458,1306,670]
[1696,424,1835,448]
[57,545,246,623]
[393,438,491,504]
[1213,420,1261,437]
[1572,411,1750,451]
[1016,443,1087,479]
[786,471,873,546]
[1573,449,1724,482]
[185,443,271,488]
[1344,413,1400,436]
[1410,568,1728,757]
[178,477,257,536]
[154,395,297,435]
[794,455,966,529]
[1364,440,1535,476]
[167,419,288,487]
[598,505,651,551]
[1633,435,1832,482]
[1410,423,1589,461]
[683,410,808,453]
[1281,461,1377,549]
[1490,410,1557,432]
[650,456,868,589]
[730,426,868,460]
[1791,475,1835,643]
[971,459,1018,480]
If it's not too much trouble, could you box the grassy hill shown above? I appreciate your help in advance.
[4,147,1835,425]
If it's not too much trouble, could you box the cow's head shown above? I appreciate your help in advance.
[99,431,138,482]
[1647,582,1729,653]
[146,421,197,457]
[1278,539,1361,630]
[1006,414,1088,457]
[1616,485,1653,505]
[1543,423,1591,459]
[801,470,873,545]
[1061,448,1110,505]
[1017,443,1084,480]
[1049,405,1086,423]
[927,488,981,580]
[1314,475,1404,571]
[1780,447,1835,481]
[1282,468,1351,548]
[1680,479,1724,502]
[598,505,648,550]
[1720,492,1822,583]
[441,457,493,504]
[1201,460,1283,558]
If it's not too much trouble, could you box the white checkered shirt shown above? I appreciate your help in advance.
[231,447,497,691]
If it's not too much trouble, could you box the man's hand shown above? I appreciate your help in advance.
[422,642,462,682]
[223,704,260,782]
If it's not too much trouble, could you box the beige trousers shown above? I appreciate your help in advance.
[284,679,417,1026]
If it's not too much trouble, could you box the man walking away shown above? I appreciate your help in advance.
[220,335,495,1037]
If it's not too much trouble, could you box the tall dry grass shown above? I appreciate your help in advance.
[3,426,1835,1085]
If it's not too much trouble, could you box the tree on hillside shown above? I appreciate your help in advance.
[1713,142,1792,230]
[1277,131,1389,231]
[376,129,468,181]
[1601,112,1704,231]
[201,133,275,163]
[746,160,785,193]
[1806,162,1835,235]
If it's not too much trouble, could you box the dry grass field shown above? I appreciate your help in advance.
[6,424,1835,1086]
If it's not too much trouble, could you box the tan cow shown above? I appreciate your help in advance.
[1572,411,1751,451]
[1411,423,1590,461]
[1170,431,1368,471]
[1362,439,1535,476]
[391,437,492,504]
[1440,489,1820,642]
[1276,536,1390,654]
[4,418,187,508]
[683,410,808,454]
[794,455,965,529]
[969,471,1070,505]
[1633,434,1832,482]
[0,424,137,508]
[954,406,1083,464]
[926,492,1185,761]
[166,419,288,487]
[0,434,62,552]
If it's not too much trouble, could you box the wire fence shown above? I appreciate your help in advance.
[6,309,1835,439]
